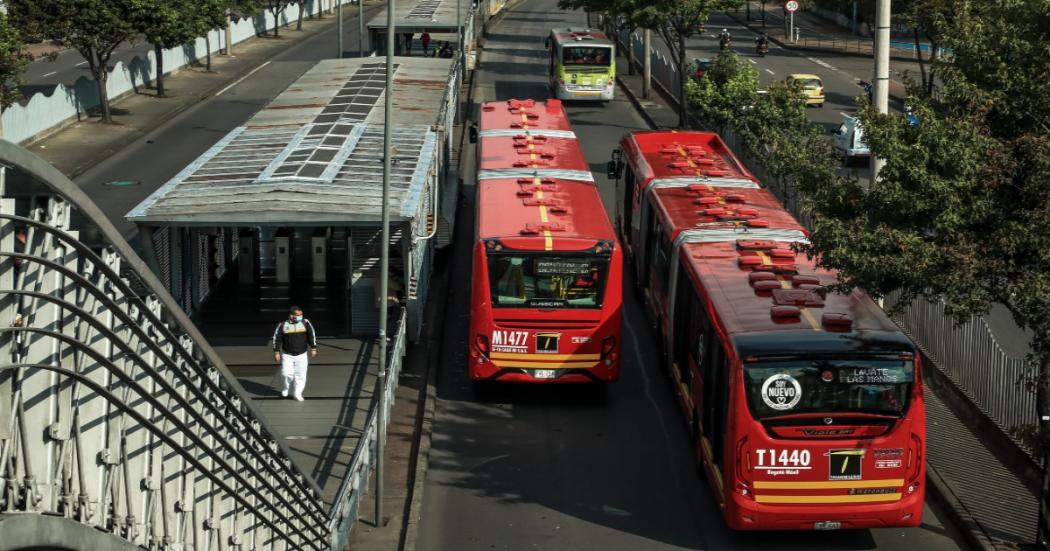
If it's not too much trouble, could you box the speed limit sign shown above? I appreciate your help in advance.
[786,0,799,11]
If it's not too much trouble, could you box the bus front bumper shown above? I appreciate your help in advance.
[555,83,614,101]
[725,485,925,530]
[468,355,619,383]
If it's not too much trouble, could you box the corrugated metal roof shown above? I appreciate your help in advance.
[127,57,453,226]
[368,0,464,30]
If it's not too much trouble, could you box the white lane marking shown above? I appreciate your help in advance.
[839,111,851,118]
[748,58,757,65]
[216,60,271,96]
[807,56,838,71]
[42,71,57,77]
[764,68,775,75]
[75,61,87,67]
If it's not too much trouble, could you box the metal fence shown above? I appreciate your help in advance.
[884,292,1036,446]
[328,307,408,551]
[0,140,331,549]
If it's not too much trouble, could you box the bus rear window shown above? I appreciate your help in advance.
[562,46,611,66]
[743,360,914,419]
[487,254,609,308]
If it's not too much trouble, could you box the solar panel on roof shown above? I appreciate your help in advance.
[406,0,442,19]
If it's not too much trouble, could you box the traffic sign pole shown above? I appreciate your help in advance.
[785,1,799,43]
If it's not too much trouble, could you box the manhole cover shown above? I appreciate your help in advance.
[104,180,141,187]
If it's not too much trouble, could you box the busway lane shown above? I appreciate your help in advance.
[417,0,966,549]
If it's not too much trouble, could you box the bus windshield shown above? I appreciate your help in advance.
[743,359,914,419]
[561,46,612,66]
[488,253,609,308]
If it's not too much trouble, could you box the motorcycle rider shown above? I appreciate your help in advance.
[755,33,769,55]
[718,29,732,50]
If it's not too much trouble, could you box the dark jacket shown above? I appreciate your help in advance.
[272,319,318,355]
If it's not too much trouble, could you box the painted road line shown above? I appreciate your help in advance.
[216,60,272,96]
[839,111,851,118]
[764,68,775,75]
[748,58,757,64]
[42,71,57,78]
[807,56,838,71]
[75,61,87,67]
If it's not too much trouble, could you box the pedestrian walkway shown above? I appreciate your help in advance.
[614,57,1037,550]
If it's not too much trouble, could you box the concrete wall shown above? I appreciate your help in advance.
[3,0,355,145]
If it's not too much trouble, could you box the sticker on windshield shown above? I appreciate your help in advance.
[761,373,802,410]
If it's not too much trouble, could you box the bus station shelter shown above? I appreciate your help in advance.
[126,56,460,341]
[367,0,476,61]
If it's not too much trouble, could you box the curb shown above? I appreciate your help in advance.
[57,3,381,180]
[400,35,481,551]
[925,462,997,551]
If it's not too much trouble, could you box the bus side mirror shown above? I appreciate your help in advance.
[606,159,623,180]
[468,123,478,144]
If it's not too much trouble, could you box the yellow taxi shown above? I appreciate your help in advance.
[786,73,825,107]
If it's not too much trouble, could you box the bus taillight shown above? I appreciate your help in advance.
[601,336,617,365]
[475,334,490,361]
[735,437,753,498]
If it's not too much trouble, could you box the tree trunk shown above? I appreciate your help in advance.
[677,32,688,128]
[272,8,281,36]
[205,32,213,72]
[155,44,166,97]
[98,71,112,123]
[627,27,635,76]
[297,1,305,30]
[913,28,927,97]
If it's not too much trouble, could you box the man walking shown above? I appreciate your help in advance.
[272,306,318,401]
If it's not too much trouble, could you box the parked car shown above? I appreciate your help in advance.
[830,115,869,164]
[786,73,825,107]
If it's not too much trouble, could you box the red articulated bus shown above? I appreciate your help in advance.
[609,131,926,530]
[467,99,623,383]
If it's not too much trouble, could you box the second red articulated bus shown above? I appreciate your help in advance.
[467,99,622,383]
[609,130,926,530]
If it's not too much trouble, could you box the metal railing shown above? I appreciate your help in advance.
[883,292,1035,446]
[328,307,407,551]
[0,139,329,549]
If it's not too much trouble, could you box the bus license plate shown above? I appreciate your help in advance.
[533,369,557,379]
[814,521,841,530]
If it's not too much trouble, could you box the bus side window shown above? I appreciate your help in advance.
[699,310,727,468]
[652,224,671,299]
[641,205,660,288]
[671,263,692,389]
[621,163,635,243]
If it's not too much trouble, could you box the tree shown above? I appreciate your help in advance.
[634,0,743,128]
[8,0,135,124]
[687,51,759,134]
[897,0,952,97]
[796,0,1050,475]
[130,0,202,97]
[264,0,294,36]
[196,0,243,72]
[0,12,32,136]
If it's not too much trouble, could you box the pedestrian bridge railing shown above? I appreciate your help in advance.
[0,140,332,550]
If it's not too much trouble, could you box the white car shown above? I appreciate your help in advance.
[831,115,869,165]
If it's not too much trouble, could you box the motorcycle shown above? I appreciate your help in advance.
[756,42,769,57]
[719,36,731,51]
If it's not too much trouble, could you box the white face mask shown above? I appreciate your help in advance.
[290,315,303,323]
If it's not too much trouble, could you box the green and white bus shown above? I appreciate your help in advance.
[545,28,616,102]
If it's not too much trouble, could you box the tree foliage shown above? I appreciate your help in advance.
[8,0,136,124]
[687,51,758,135]
[130,0,206,97]
[633,0,743,127]
[263,0,294,36]
[797,0,1050,451]
[0,12,32,117]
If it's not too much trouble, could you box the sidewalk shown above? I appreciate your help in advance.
[615,59,1036,551]
[26,4,377,179]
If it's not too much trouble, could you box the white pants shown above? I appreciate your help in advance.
[280,352,309,398]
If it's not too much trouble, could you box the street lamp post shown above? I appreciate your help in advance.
[338,0,343,58]
[870,0,890,182]
[359,0,365,57]
[375,0,394,529]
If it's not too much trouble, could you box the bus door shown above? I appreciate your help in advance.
[701,323,729,474]
[671,263,700,428]
[618,162,636,258]
[636,193,654,287]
